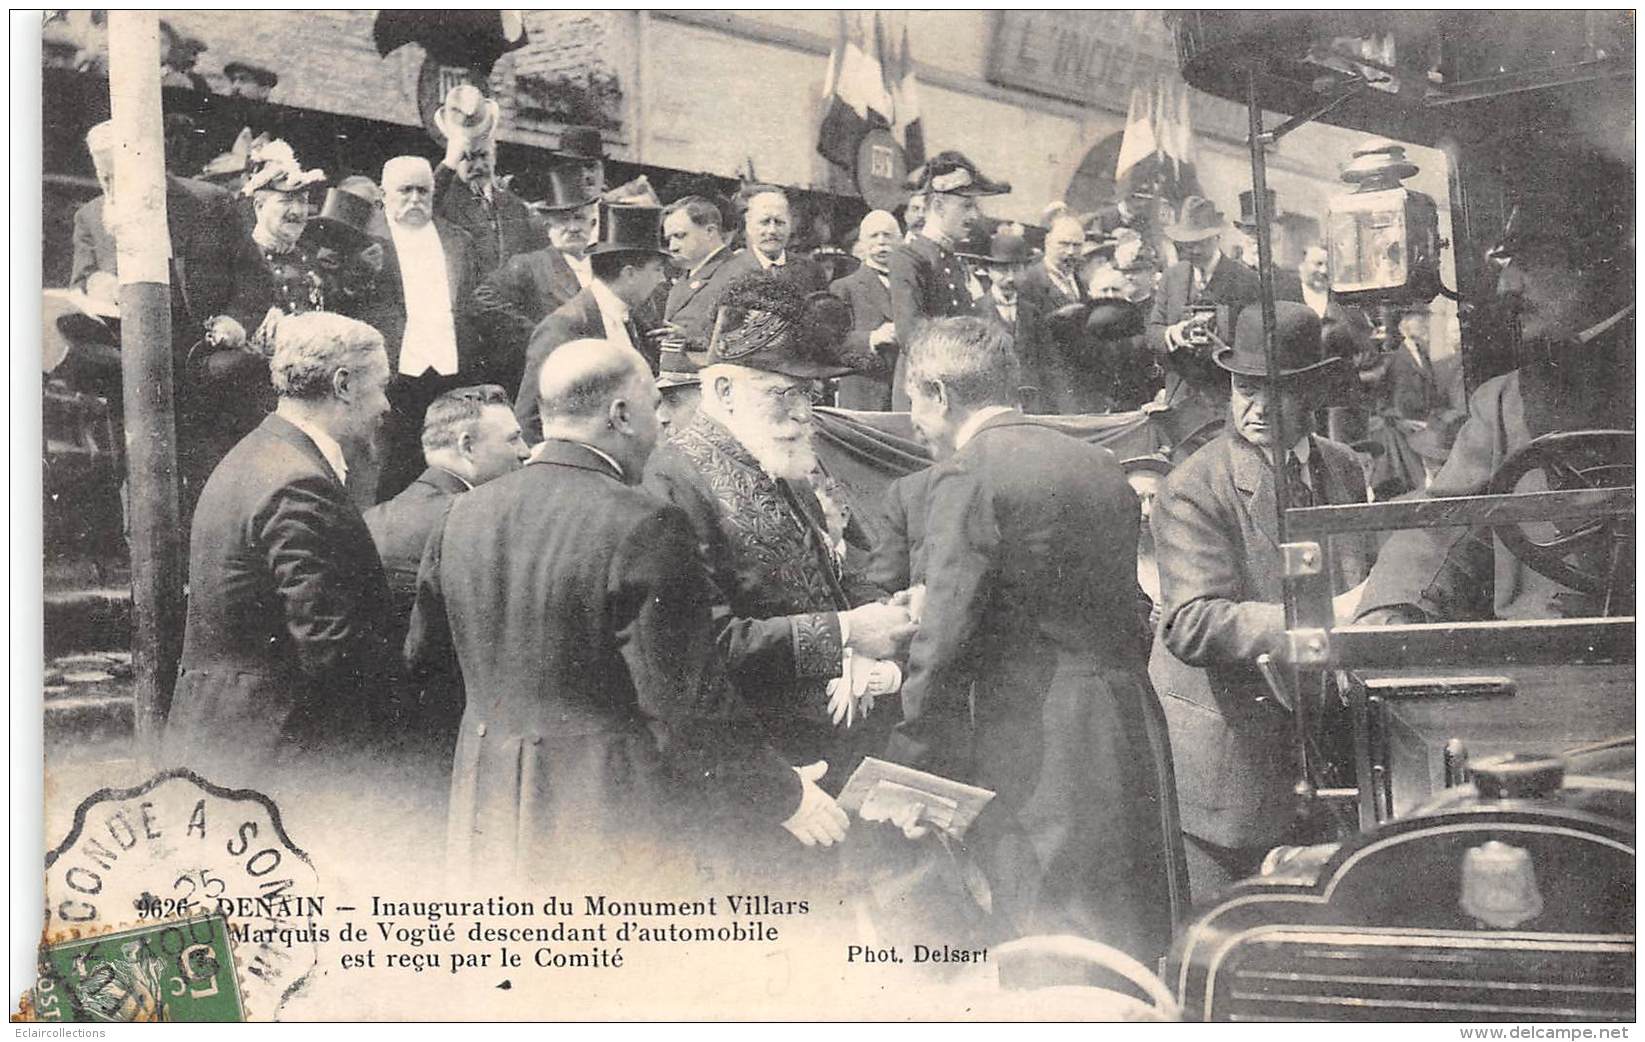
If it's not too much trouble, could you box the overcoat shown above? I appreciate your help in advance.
[1150,431,1376,849]
[473,244,584,391]
[432,162,548,277]
[164,414,393,784]
[406,440,801,886]
[883,412,1184,959]
[664,243,736,346]
[829,264,897,410]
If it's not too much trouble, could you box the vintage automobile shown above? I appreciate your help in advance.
[1153,10,1635,1021]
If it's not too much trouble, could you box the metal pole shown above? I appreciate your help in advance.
[1246,68,1314,795]
[108,12,181,762]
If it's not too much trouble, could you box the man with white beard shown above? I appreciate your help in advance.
[643,272,917,792]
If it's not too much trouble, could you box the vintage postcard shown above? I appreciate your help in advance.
[20,9,1635,1025]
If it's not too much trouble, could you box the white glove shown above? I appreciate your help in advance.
[780,761,849,848]
[827,649,903,727]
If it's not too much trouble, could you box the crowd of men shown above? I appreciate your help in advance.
[64,79,1633,970]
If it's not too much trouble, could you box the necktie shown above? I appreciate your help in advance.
[1284,452,1315,510]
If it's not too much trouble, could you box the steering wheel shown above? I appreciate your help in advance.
[1486,430,1634,599]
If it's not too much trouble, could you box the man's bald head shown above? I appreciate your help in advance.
[537,340,661,478]
[538,339,650,421]
[858,209,902,270]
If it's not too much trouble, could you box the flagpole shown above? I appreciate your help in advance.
[108,10,183,762]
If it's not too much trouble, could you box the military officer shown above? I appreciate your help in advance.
[887,150,1010,408]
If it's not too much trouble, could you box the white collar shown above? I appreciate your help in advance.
[755,248,786,269]
[589,278,629,323]
[281,410,348,485]
[954,405,1017,451]
[1196,251,1222,281]
[387,217,437,242]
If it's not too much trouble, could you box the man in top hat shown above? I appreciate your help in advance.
[887,150,1011,409]
[556,125,606,198]
[1089,183,1156,241]
[515,203,671,442]
[1228,189,1296,293]
[655,344,703,436]
[354,156,485,503]
[1019,210,1089,315]
[828,209,901,410]
[1150,301,1378,898]
[473,164,601,381]
[224,60,279,102]
[884,315,1182,959]
[659,194,735,346]
[432,83,547,278]
[643,272,917,790]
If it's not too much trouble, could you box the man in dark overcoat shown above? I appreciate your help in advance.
[882,316,1182,962]
[1151,303,1378,898]
[430,84,547,277]
[406,339,846,889]
[162,313,394,789]
[828,209,901,410]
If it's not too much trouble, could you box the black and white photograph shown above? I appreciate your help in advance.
[15,8,1637,1025]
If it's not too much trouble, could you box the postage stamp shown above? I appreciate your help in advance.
[30,914,244,1022]
[34,769,324,1020]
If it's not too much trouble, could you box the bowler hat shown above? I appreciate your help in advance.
[223,61,278,89]
[1163,196,1228,243]
[1236,188,1277,230]
[919,150,1011,198]
[518,163,600,213]
[1215,301,1341,379]
[586,203,669,258]
[705,274,856,380]
[656,344,701,389]
[301,187,375,253]
[434,83,499,141]
[558,125,604,161]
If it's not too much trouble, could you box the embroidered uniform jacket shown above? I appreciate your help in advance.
[643,414,886,771]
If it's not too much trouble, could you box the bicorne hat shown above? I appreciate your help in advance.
[918,150,1011,198]
[1214,300,1341,379]
[703,272,856,380]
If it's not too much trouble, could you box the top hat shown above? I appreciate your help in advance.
[557,125,605,161]
[435,84,500,141]
[300,186,376,253]
[1236,188,1277,229]
[586,203,668,258]
[704,274,856,380]
[518,163,600,213]
[919,150,1011,198]
[1164,196,1228,243]
[1214,301,1341,379]
[656,344,701,389]
[223,61,278,88]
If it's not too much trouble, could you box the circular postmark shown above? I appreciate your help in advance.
[39,769,323,1021]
